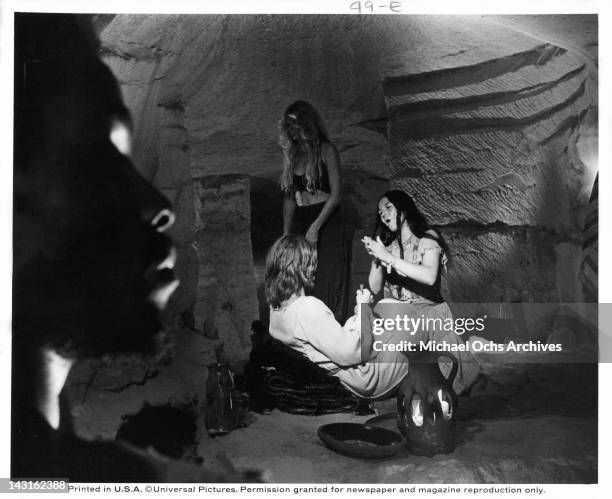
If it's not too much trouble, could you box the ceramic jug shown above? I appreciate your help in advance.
[396,353,458,456]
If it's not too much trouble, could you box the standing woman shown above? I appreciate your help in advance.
[278,100,350,322]
[362,190,482,395]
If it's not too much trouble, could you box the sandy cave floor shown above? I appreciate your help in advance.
[198,352,597,483]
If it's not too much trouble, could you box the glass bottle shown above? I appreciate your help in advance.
[205,363,235,436]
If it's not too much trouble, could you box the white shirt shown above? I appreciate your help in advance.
[269,295,408,399]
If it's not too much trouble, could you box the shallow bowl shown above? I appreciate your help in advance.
[317,422,403,459]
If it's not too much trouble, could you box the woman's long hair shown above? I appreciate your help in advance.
[264,235,318,309]
[278,100,330,193]
[374,190,450,261]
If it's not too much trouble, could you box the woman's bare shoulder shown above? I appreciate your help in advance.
[419,230,442,250]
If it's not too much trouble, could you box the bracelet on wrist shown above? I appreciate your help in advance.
[385,256,394,274]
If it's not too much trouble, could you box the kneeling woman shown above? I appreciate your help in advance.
[362,190,481,394]
[265,235,409,399]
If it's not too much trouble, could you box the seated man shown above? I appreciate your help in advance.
[265,235,410,399]
[12,13,251,482]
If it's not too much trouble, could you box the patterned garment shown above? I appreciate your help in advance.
[384,234,446,303]
[263,370,359,415]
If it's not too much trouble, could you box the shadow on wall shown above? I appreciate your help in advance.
[249,176,284,325]
[116,403,201,462]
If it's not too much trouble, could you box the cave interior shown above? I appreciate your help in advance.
[63,14,599,483]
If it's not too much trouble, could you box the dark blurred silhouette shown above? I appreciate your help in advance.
[12,13,253,482]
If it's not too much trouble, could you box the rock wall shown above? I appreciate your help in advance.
[97,14,596,304]
[384,42,597,302]
[64,14,597,440]
[192,174,257,361]
[65,327,217,441]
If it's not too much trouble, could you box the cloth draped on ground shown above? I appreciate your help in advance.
[292,202,352,323]
[245,338,359,414]
[262,369,359,415]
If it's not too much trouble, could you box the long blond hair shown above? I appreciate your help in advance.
[264,235,318,309]
[278,101,330,193]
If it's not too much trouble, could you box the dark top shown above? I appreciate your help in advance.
[292,161,330,194]
[384,233,445,304]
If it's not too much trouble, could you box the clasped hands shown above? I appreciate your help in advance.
[362,235,391,264]
[354,285,373,315]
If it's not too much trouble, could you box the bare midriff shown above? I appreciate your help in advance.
[294,189,330,207]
